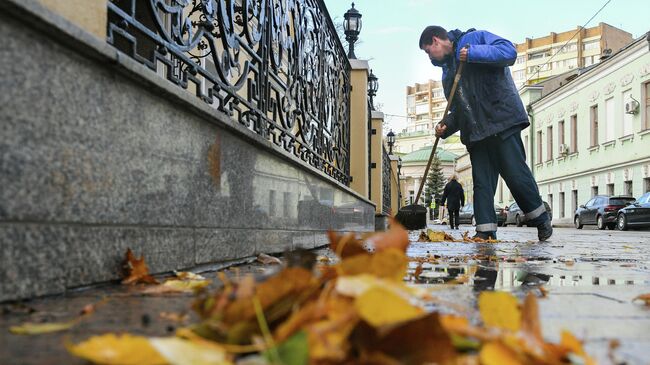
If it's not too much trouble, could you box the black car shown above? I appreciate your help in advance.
[616,192,650,230]
[458,203,507,226]
[574,195,636,230]
[503,201,552,227]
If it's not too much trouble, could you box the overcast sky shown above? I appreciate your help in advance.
[322,0,650,133]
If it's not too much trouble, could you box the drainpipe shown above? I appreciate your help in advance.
[526,104,535,178]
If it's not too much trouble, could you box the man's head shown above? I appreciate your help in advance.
[419,26,453,62]
[449,174,457,181]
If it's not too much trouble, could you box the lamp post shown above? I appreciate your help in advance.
[367,69,378,110]
[386,129,395,155]
[343,3,362,59]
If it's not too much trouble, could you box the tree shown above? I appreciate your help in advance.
[424,154,445,217]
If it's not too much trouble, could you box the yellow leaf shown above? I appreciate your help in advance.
[149,337,232,365]
[560,330,585,356]
[339,248,409,281]
[355,286,423,328]
[10,320,76,335]
[480,342,523,365]
[427,229,447,242]
[67,333,168,365]
[143,279,210,294]
[174,271,206,280]
[478,292,521,332]
[335,274,416,299]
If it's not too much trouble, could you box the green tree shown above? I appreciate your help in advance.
[424,154,445,217]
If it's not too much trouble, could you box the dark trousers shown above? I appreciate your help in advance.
[469,131,548,233]
[448,208,459,228]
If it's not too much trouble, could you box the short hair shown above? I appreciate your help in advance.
[419,26,449,48]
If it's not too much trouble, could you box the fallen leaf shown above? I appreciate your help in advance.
[480,341,523,365]
[354,286,424,328]
[316,255,330,263]
[265,330,308,365]
[478,291,521,332]
[366,219,409,253]
[67,333,168,365]
[328,231,367,258]
[520,293,542,343]
[174,271,206,280]
[149,337,232,365]
[10,320,77,335]
[413,263,423,281]
[633,293,650,305]
[122,248,158,285]
[338,248,409,281]
[143,279,210,294]
[159,312,189,323]
[257,253,282,265]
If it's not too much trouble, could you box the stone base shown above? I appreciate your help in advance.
[0,1,374,301]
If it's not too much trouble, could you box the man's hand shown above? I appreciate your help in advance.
[434,123,447,138]
[459,47,468,62]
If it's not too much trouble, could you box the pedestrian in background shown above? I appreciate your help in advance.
[440,175,464,229]
[419,25,552,241]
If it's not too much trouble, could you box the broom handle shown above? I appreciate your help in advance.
[414,59,466,205]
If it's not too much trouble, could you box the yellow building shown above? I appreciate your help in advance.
[511,22,633,88]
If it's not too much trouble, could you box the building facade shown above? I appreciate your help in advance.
[511,23,633,89]
[400,147,458,206]
[521,33,650,225]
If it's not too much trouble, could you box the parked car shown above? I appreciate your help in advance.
[457,203,507,226]
[616,192,650,231]
[503,201,552,227]
[574,195,636,230]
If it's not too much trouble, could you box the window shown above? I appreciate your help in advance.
[585,197,596,207]
[536,130,543,164]
[516,55,525,64]
[591,186,599,197]
[547,194,553,212]
[432,90,443,98]
[559,192,565,218]
[566,58,578,68]
[605,98,614,142]
[583,55,598,67]
[641,82,650,130]
[558,120,565,156]
[546,126,553,161]
[645,177,650,193]
[570,115,578,153]
[624,181,632,196]
[607,183,614,196]
[583,40,599,51]
[622,90,633,136]
[524,135,529,159]
[572,190,578,213]
[590,105,599,147]
[513,70,525,80]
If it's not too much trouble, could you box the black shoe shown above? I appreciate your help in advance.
[537,220,553,241]
[473,231,497,240]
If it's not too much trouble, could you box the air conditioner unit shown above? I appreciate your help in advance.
[559,144,569,155]
[625,99,640,114]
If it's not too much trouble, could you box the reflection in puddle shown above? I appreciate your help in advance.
[409,261,649,290]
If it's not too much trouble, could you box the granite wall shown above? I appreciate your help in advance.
[0,1,374,301]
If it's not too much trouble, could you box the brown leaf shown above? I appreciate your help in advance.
[367,219,409,253]
[122,248,158,285]
[328,231,368,258]
[413,263,423,281]
[256,253,282,265]
[520,293,542,343]
[633,293,650,305]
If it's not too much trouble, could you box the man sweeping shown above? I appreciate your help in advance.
[419,26,552,241]
[440,175,464,230]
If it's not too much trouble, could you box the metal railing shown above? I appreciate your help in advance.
[382,146,391,215]
[107,0,351,185]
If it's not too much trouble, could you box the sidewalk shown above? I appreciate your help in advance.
[1,226,649,364]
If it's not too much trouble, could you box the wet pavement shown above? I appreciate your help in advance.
[1,226,650,364]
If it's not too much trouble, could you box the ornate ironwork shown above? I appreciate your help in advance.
[382,146,391,215]
[107,0,351,185]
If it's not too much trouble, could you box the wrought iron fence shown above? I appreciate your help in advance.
[107,0,351,185]
[382,146,391,215]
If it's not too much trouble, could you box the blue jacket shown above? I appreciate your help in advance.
[432,29,529,146]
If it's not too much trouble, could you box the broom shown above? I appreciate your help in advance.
[395,58,466,230]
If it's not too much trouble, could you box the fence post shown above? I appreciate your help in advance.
[370,111,384,214]
[348,59,370,198]
[389,155,400,216]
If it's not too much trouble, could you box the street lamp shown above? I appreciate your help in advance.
[367,69,378,110]
[386,129,395,155]
[343,2,362,59]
